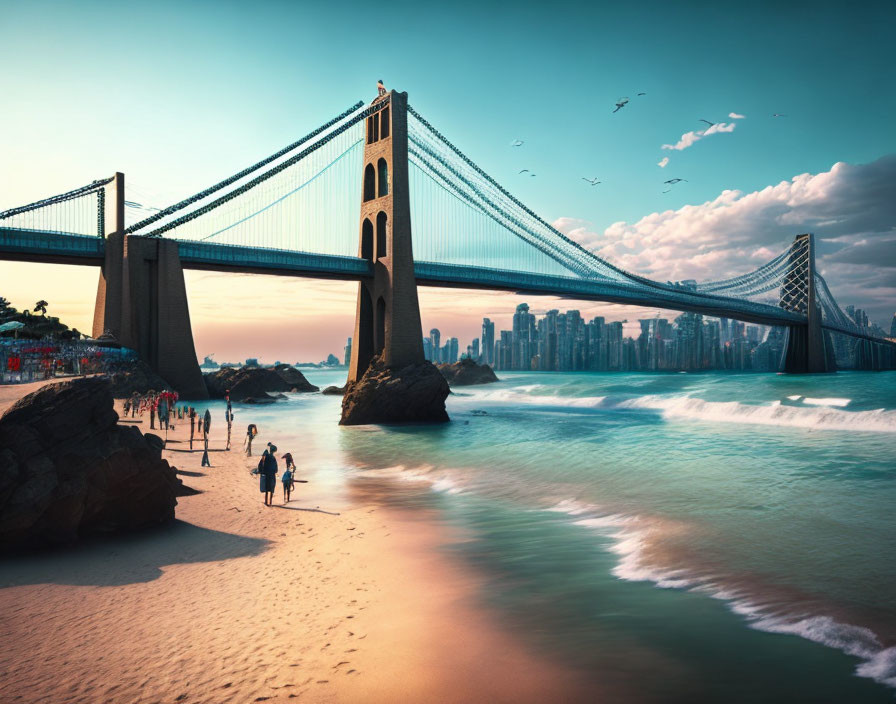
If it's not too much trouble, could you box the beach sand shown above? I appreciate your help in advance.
[0,383,599,703]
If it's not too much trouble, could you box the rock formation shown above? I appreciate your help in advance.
[340,355,450,425]
[437,358,499,386]
[204,365,319,402]
[105,360,174,397]
[0,377,189,551]
[321,385,346,396]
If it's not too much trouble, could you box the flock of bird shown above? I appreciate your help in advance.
[510,93,787,194]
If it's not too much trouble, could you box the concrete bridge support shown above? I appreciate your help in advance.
[347,91,425,383]
[92,174,207,398]
[781,233,834,373]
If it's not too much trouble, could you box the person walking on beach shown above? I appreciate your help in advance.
[189,407,196,450]
[282,452,297,493]
[123,398,131,417]
[281,463,293,504]
[201,409,212,467]
[158,395,169,431]
[259,443,278,506]
[225,394,233,451]
[245,423,258,457]
[149,395,156,429]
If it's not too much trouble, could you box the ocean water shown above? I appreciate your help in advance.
[208,369,896,702]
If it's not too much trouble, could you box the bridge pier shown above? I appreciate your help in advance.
[93,177,206,398]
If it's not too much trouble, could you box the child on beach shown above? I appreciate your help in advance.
[281,465,293,503]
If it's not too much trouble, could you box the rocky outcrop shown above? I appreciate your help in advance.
[321,385,346,396]
[437,358,499,386]
[204,365,318,402]
[0,377,188,551]
[105,360,174,397]
[340,355,450,425]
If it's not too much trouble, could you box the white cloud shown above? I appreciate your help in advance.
[554,155,896,323]
[662,122,737,151]
[657,157,670,168]
[729,112,745,119]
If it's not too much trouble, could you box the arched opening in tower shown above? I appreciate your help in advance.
[377,158,389,197]
[361,218,374,260]
[363,164,376,202]
[376,211,387,259]
[375,296,386,354]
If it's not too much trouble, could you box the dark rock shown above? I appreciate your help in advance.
[321,385,346,396]
[204,365,318,402]
[437,358,499,386]
[104,360,174,397]
[340,354,450,425]
[272,364,319,392]
[0,377,189,552]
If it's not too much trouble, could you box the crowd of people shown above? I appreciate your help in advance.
[2,339,138,384]
[123,390,301,508]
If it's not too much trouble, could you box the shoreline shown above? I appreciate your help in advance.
[0,380,598,703]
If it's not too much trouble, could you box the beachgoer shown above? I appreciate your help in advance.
[201,409,212,467]
[189,408,196,450]
[149,397,156,429]
[225,394,233,451]
[123,398,131,417]
[245,423,258,457]
[282,452,296,492]
[260,443,278,506]
[281,465,293,503]
[158,396,169,431]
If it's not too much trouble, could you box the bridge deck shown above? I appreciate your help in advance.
[1,229,890,344]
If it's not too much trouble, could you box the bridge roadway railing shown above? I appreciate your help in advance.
[412,261,806,329]
[0,228,105,265]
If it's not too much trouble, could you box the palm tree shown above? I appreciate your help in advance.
[34,300,48,316]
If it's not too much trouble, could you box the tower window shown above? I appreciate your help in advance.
[377,158,389,197]
[361,218,373,260]
[380,107,390,139]
[363,164,375,202]
[376,211,387,259]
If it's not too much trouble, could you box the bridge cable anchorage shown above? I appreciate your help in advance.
[140,101,386,239]
[0,177,113,221]
[125,100,366,235]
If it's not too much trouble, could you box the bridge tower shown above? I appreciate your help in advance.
[347,91,425,382]
[780,233,834,373]
[92,173,207,398]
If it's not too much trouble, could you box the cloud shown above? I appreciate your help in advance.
[657,157,670,168]
[729,112,745,119]
[554,154,896,323]
[661,121,737,151]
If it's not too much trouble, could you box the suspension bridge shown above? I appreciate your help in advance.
[1,90,893,398]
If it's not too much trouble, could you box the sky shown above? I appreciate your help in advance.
[1,0,894,362]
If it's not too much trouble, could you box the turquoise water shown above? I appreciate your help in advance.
[207,370,896,702]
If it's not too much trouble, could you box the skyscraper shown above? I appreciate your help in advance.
[430,328,441,364]
[481,318,495,365]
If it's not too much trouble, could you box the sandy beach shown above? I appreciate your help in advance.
[0,381,596,704]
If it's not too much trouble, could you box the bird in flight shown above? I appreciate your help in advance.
[698,119,715,127]
[664,178,687,184]
[582,177,601,186]
[519,169,530,174]
[510,139,524,147]
[772,113,787,117]
[613,97,630,113]
[637,92,647,96]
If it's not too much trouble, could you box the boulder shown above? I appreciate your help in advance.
[340,355,450,425]
[204,365,318,402]
[437,358,500,386]
[0,377,189,551]
[105,360,174,397]
[321,385,346,396]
